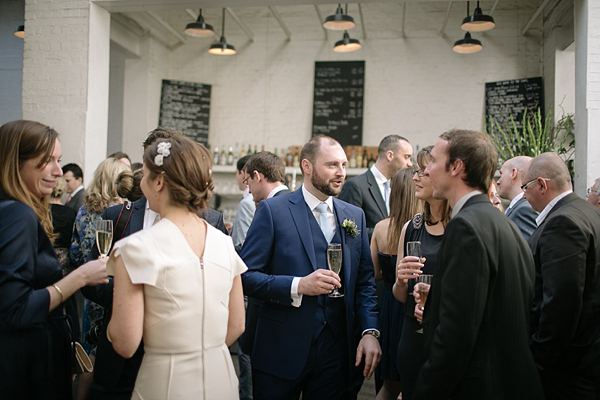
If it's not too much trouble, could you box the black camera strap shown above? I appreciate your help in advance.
[113,201,133,248]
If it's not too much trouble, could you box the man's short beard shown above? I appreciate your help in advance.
[311,172,341,197]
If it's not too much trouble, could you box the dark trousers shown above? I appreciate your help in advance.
[540,367,600,400]
[253,326,347,400]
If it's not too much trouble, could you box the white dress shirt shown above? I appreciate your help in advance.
[535,190,572,226]
[506,191,526,213]
[267,184,289,199]
[143,200,160,230]
[370,165,389,205]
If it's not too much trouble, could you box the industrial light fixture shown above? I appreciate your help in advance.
[14,25,24,39]
[185,9,215,38]
[209,8,236,55]
[323,3,355,31]
[461,1,495,32]
[334,31,362,53]
[453,32,483,54]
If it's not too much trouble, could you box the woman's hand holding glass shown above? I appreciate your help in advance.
[77,257,109,286]
[395,255,426,287]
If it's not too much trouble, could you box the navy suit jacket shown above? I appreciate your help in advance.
[240,187,378,380]
[505,196,538,240]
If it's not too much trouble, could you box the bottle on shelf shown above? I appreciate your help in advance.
[349,148,357,168]
[292,149,299,168]
[213,146,219,165]
[233,143,240,165]
[281,148,287,166]
[227,146,234,166]
[240,143,246,159]
[362,147,368,168]
[356,147,363,169]
[247,143,252,156]
[254,145,258,154]
[261,144,265,152]
[368,153,376,168]
[286,147,292,167]
[219,146,227,166]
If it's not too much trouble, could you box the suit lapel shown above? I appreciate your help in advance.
[129,198,146,234]
[366,170,388,218]
[333,198,352,291]
[505,197,524,217]
[288,190,318,270]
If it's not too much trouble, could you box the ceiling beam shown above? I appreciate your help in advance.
[439,1,452,36]
[146,11,187,44]
[489,0,501,16]
[357,3,367,40]
[521,0,551,36]
[185,8,197,20]
[269,6,292,40]
[313,5,328,40]
[226,7,254,41]
[122,12,173,48]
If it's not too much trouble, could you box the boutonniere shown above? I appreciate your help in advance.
[342,219,360,239]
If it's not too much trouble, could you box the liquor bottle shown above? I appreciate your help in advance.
[261,144,265,152]
[247,143,252,156]
[219,146,227,166]
[356,147,363,169]
[274,148,279,157]
[281,148,287,166]
[240,143,246,159]
[233,143,240,164]
[254,145,258,154]
[368,153,376,168]
[349,148,357,168]
[362,147,368,168]
[213,146,219,165]
[292,149,299,167]
[227,146,234,165]
[286,147,293,167]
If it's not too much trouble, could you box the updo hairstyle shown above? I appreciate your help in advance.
[116,168,144,202]
[143,136,213,213]
[51,177,68,199]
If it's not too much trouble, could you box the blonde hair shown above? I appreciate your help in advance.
[52,177,68,199]
[0,120,59,237]
[84,158,129,214]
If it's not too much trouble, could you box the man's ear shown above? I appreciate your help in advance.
[510,168,519,182]
[449,159,464,177]
[386,150,394,163]
[301,159,312,176]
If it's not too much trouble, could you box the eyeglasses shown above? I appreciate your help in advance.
[521,177,551,192]
[413,169,425,178]
[588,187,599,195]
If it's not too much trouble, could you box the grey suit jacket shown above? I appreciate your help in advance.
[338,170,387,240]
[231,194,256,249]
[66,189,84,213]
[505,196,538,240]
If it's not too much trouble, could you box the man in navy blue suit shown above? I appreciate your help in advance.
[241,136,381,400]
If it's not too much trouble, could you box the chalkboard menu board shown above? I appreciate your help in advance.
[312,61,364,146]
[159,79,211,146]
[485,77,544,129]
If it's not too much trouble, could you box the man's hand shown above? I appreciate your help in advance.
[355,334,382,380]
[297,269,341,296]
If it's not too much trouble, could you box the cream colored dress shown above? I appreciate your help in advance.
[109,218,246,400]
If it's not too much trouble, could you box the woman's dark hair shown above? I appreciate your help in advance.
[117,168,144,202]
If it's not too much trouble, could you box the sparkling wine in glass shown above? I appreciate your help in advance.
[415,274,433,333]
[406,241,422,276]
[96,220,113,258]
[327,243,344,298]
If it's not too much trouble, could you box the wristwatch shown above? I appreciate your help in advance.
[362,329,380,339]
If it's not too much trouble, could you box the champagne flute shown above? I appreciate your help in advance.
[96,219,113,258]
[327,243,344,298]
[415,274,433,333]
[406,241,422,276]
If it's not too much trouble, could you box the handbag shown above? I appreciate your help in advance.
[72,341,94,374]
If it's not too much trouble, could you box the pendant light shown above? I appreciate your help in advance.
[185,9,215,38]
[323,3,355,31]
[334,31,362,53]
[209,9,236,56]
[461,1,495,32]
[453,32,483,54]
[14,25,24,39]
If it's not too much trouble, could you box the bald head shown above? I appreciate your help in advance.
[525,153,572,191]
[505,156,532,179]
[497,155,533,201]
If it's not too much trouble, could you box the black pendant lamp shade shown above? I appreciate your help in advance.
[14,25,24,39]
[461,1,495,32]
[209,9,236,55]
[453,32,483,54]
[334,31,362,53]
[323,3,355,31]
[185,9,215,38]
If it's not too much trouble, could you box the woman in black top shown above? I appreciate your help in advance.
[49,177,76,274]
[393,146,452,400]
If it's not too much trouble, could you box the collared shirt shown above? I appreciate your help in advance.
[71,185,84,197]
[370,165,389,204]
[536,190,573,226]
[452,190,483,218]
[143,200,160,230]
[506,191,525,213]
[291,185,336,307]
[267,184,289,199]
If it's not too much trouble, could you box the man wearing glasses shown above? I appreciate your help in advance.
[523,153,600,399]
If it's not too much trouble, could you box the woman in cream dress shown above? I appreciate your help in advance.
[107,136,246,399]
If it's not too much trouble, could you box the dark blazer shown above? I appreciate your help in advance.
[240,187,378,380]
[238,186,290,355]
[413,194,543,400]
[338,169,388,240]
[528,193,600,378]
[66,188,84,213]
[505,196,538,240]
[85,198,227,400]
[0,195,72,399]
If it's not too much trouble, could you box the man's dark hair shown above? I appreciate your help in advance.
[440,129,498,193]
[377,135,410,158]
[299,135,340,176]
[244,152,285,183]
[131,162,143,171]
[142,127,182,150]
[62,163,83,180]
[237,155,253,172]
[108,151,131,165]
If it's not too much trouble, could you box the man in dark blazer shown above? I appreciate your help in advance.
[496,156,538,239]
[523,153,600,399]
[63,163,85,212]
[338,135,413,241]
[412,129,543,400]
[241,136,380,400]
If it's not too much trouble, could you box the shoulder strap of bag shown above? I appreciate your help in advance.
[113,201,133,243]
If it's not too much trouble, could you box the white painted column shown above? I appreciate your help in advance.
[574,0,600,195]
[22,0,110,184]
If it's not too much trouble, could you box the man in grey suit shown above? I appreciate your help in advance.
[524,153,600,399]
[63,163,85,212]
[496,156,538,239]
[338,135,413,241]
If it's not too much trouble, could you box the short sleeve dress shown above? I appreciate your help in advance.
[109,218,247,400]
